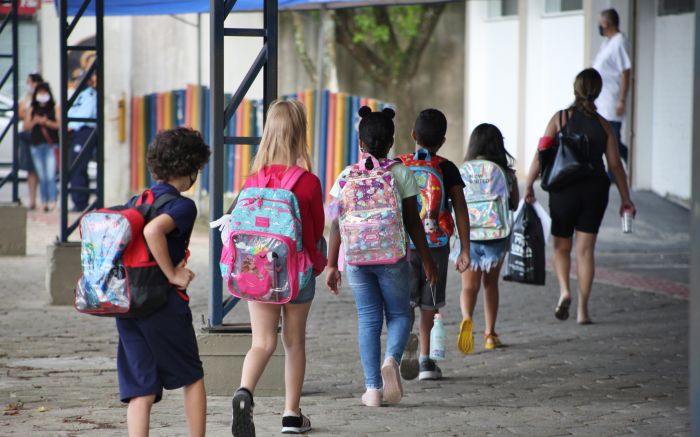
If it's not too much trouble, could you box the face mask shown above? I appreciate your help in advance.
[36,94,50,104]
[598,25,605,36]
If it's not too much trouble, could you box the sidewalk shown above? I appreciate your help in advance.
[0,189,689,436]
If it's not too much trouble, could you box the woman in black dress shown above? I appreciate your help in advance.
[523,68,636,324]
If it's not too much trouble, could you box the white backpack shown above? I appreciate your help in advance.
[461,160,512,241]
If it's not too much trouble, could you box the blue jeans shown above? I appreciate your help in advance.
[609,121,628,165]
[346,260,411,390]
[29,143,57,204]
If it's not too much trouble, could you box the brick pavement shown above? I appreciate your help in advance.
[0,201,690,436]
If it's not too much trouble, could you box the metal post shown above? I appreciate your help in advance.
[207,0,278,329]
[208,0,225,328]
[689,1,700,433]
[10,0,18,203]
[0,0,21,201]
[264,0,278,116]
[59,0,70,241]
[95,0,104,209]
[59,0,103,242]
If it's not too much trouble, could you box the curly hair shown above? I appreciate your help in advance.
[147,127,211,182]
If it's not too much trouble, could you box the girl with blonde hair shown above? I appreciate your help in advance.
[231,100,326,436]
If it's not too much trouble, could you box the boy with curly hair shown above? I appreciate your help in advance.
[116,127,210,436]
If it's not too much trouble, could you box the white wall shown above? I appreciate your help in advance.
[465,1,520,164]
[523,0,585,170]
[650,12,695,201]
[633,1,655,191]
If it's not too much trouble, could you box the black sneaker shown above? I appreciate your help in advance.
[281,411,311,434]
[418,358,443,381]
[231,387,255,437]
[400,333,419,380]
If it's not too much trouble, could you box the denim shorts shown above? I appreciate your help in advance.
[469,238,509,272]
[289,277,315,304]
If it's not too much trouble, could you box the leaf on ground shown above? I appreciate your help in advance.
[37,406,47,413]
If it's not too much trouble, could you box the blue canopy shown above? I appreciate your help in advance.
[56,0,450,16]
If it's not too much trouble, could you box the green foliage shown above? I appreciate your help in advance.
[350,5,424,47]
[390,6,422,42]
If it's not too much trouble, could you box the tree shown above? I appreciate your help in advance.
[289,4,447,155]
[334,4,446,154]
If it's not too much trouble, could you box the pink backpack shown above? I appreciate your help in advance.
[212,167,312,304]
[337,154,407,265]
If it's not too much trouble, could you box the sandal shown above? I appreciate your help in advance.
[555,298,571,321]
[457,317,474,355]
[484,333,502,350]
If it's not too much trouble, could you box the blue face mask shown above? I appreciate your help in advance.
[598,25,605,36]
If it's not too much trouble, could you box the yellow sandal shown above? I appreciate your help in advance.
[484,333,502,350]
[457,317,474,354]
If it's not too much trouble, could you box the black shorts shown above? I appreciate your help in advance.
[409,245,450,310]
[549,177,610,238]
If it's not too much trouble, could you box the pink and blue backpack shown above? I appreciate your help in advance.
[336,154,407,265]
[213,166,313,304]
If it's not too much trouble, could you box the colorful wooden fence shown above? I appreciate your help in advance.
[130,86,390,198]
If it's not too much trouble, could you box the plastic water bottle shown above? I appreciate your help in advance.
[429,313,446,361]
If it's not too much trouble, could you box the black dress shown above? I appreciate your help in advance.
[548,109,611,237]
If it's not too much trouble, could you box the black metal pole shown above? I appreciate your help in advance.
[208,0,225,328]
[263,0,278,116]
[95,0,104,209]
[10,0,18,203]
[59,0,70,242]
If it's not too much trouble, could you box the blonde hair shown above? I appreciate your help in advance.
[250,99,313,174]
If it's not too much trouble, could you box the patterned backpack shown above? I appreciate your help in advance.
[398,149,454,248]
[461,159,512,241]
[337,154,406,265]
[75,190,180,317]
[216,166,312,304]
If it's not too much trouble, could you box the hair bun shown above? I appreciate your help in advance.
[358,106,372,118]
[382,107,395,119]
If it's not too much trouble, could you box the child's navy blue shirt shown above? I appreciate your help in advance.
[150,182,197,267]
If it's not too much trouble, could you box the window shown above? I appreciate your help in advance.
[544,0,583,14]
[658,0,694,16]
[488,0,519,18]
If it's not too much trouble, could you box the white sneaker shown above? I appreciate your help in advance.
[361,389,383,407]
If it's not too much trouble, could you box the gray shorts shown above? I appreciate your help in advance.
[409,245,450,310]
[289,277,315,305]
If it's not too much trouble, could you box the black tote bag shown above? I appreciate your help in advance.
[539,110,593,192]
[503,203,546,286]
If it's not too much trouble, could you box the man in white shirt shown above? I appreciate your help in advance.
[592,8,631,165]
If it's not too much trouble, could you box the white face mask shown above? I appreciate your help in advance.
[36,94,50,104]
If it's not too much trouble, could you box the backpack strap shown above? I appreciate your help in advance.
[414,148,432,161]
[280,166,307,191]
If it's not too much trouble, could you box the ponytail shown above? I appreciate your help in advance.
[571,68,602,117]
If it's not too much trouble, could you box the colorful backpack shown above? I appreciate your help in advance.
[75,190,180,318]
[217,166,312,304]
[398,150,454,248]
[461,159,512,241]
[337,154,406,265]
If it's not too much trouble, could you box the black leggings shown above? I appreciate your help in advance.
[548,177,610,238]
